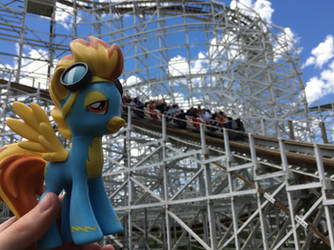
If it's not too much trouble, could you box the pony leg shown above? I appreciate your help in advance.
[89,176,123,235]
[70,178,103,245]
[60,186,72,243]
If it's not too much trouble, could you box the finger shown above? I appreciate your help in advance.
[54,242,101,250]
[79,243,101,250]
[0,217,17,232]
[101,245,115,250]
[0,192,60,250]
[70,243,115,250]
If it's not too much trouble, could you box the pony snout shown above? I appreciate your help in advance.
[107,116,125,133]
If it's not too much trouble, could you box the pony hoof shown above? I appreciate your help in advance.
[71,225,103,245]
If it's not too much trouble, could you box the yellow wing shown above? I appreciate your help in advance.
[6,101,68,162]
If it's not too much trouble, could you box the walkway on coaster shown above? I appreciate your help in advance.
[1,80,334,249]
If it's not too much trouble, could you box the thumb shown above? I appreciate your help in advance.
[0,192,60,250]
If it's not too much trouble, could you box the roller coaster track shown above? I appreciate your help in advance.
[128,114,334,171]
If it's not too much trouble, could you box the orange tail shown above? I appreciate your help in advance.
[0,145,45,218]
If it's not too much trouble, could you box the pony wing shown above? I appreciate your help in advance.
[6,101,68,162]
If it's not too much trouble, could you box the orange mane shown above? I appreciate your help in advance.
[49,36,124,108]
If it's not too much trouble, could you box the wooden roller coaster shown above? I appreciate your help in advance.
[1,79,334,248]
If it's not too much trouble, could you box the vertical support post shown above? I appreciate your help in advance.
[16,0,27,83]
[200,124,217,249]
[144,208,148,249]
[162,115,171,250]
[223,128,240,250]
[162,115,167,142]
[249,133,268,250]
[279,139,300,250]
[260,118,265,136]
[1,72,12,131]
[48,2,55,81]
[182,0,193,106]
[163,163,171,250]
[319,121,328,144]
[276,119,281,138]
[127,105,132,130]
[37,82,41,103]
[288,120,295,140]
[126,106,133,250]
[197,126,209,245]
[314,143,334,248]
[73,0,78,37]
[200,124,206,154]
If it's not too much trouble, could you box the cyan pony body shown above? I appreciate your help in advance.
[38,81,123,249]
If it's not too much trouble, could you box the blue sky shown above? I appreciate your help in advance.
[241,0,334,107]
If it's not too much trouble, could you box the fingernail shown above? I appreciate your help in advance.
[38,193,54,213]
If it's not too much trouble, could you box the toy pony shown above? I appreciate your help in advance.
[0,36,125,249]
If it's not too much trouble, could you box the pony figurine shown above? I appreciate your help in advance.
[0,36,125,249]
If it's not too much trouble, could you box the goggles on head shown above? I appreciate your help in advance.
[60,62,123,96]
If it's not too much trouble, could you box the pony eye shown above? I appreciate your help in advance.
[87,101,108,114]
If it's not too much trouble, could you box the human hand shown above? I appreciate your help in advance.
[0,193,115,250]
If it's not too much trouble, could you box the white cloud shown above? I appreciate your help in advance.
[253,0,274,23]
[302,57,315,68]
[123,75,151,98]
[230,0,274,23]
[305,60,334,104]
[321,60,334,86]
[124,75,142,87]
[230,0,252,10]
[168,52,208,77]
[55,3,81,30]
[303,36,334,105]
[192,52,208,74]
[302,35,334,69]
[168,55,189,76]
[305,77,326,104]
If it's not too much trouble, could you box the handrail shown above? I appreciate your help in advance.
[123,108,334,172]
